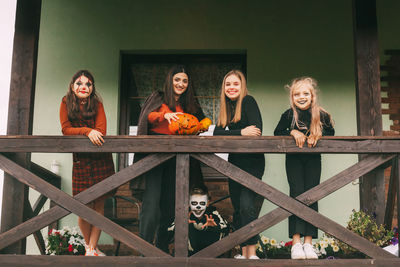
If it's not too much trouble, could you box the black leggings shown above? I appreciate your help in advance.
[285,154,321,238]
[229,155,265,246]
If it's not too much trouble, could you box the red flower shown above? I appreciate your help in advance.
[284,241,293,247]
[68,244,73,252]
[48,229,53,235]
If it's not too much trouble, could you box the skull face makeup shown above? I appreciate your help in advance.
[190,194,208,218]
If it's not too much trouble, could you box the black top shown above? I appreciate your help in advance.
[274,108,335,136]
[214,95,265,178]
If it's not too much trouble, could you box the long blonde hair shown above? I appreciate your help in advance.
[217,70,248,127]
[287,77,332,137]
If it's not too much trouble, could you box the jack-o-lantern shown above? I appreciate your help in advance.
[168,113,212,135]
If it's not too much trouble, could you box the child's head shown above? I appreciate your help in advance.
[69,70,96,100]
[190,187,209,218]
[286,77,324,137]
[163,65,199,114]
[287,77,318,111]
[66,70,100,120]
[217,70,248,127]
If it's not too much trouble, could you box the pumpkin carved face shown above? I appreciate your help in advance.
[168,114,212,135]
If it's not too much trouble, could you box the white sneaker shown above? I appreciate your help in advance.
[85,247,99,256]
[95,247,106,256]
[248,255,259,259]
[234,254,246,259]
[291,243,306,259]
[303,243,318,259]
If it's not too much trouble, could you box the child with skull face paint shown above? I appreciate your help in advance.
[59,70,115,256]
[168,187,228,255]
[274,77,334,260]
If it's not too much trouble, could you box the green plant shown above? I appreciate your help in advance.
[256,236,291,259]
[314,235,341,258]
[333,210,393,256]
[46,226,85,255]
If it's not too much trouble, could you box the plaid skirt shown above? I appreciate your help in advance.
[72,152,115,197]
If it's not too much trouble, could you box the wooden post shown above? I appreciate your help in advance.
[0,0,41,254]
[397,155,400,249]
[174,154,190,257]
[352,0,385,223]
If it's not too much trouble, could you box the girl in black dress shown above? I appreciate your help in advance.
[274,77,334,260]
[214,70,265,259]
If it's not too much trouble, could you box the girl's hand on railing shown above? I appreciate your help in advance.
[307,134,321,147]
[164,112,183,124]
[241,125,261,136]
[290,129,306,148]
[88,129,104,146]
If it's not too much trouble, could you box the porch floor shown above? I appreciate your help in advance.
[1,255,399,267]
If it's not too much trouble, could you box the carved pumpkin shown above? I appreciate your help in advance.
[168,113,212,135]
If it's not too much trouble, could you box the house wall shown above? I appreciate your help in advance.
[29,0,400,252]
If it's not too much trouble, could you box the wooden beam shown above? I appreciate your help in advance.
[353,0,385,223]
[0,154,174,257]
[0,136,400,153]
[384,157,398,229]
[0,0,42,254]
[397,156,400,243]
[24,204,46,255]
[192,154,395,259]
[1,255,400,267]
[174,154,190,257]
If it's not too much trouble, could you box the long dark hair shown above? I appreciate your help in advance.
[65,70,101,121]
[163,65,201,114]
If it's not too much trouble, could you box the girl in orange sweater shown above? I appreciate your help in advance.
[60,70,114,256]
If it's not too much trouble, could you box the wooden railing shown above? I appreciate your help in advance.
[0,135,400,265]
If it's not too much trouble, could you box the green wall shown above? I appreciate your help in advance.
[29,0,400,253]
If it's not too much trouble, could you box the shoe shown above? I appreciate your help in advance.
[85,247,99,256]
[234,254,246,259]
[95,247,106,256]
[291,243,305,259]
[248,255,259,259]
[303,243,318,259]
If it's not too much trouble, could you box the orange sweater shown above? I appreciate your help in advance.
[60,100,107,136]
[148,103,183,135]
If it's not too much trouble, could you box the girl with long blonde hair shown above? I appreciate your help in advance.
[214,70,265,259]
[274,77,334,260]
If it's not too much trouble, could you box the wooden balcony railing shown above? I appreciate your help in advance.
[0,135,399,266]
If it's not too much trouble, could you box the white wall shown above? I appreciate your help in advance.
[0,0,17,226]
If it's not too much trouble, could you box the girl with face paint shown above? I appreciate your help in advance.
[136,65,206,253]
[60,70,115,256]
[214,70,265,260]
[274,77,334,260]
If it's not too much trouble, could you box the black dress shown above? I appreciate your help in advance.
[214,95,265,246]
[274,108,334,238]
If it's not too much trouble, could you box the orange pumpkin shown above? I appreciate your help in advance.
[198,117,212,132]
[168,114,212,135]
